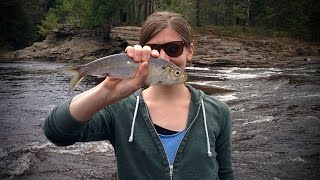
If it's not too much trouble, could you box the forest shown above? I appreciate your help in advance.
[1,0,320,49]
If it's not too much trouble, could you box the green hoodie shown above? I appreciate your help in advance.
[44,85,234,180]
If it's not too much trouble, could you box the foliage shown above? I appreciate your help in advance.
[250,0,309,37]
[157,0,196,27]
[163,0,318,41]
[38,0,128,34]
[81,0,123,29]
[37,9,60,36]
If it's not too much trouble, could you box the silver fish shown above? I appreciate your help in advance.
[64,53,188,92]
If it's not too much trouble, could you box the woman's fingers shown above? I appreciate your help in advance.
[133,45,143,62]
[151,49,159,58]
[125,45,153,62]
[142,46,151,61]
[125,46,134,58]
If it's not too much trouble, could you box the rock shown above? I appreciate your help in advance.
[296,47,314,56]
[14,50,32,60]
[304,57,311,61]
[33,42,49,50]
[0,148,7,158]
[14,28,128,61]
[110,26,140,45]
[296,48,307,56]
[0,153,35,176]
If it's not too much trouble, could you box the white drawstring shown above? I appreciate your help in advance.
[201,99,212,157]
[128,96,140,142]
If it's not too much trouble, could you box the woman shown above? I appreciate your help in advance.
[44,11,234,179]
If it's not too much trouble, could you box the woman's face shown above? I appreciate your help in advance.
[146,27,194,70]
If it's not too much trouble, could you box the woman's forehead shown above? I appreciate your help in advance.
[147,27,182,44]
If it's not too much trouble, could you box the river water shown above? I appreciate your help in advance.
[0,59,319,179]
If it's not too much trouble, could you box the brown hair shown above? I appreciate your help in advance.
[139,11,193,45]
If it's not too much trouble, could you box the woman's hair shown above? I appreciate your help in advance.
[139,11,193,45]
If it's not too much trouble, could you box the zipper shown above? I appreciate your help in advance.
[169,165,174,180]
[144,101,202,180]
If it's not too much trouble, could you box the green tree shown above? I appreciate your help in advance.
[250,0,309,38]
[37,9,60,36]
[82,0,122,29]
[157,0,196,26]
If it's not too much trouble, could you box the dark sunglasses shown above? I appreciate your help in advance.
[145,41,189,57]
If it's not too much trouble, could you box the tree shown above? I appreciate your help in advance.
[37,9,60,36]
[157,0,196,26]
[195,0,201,26]
[245,0,251,27]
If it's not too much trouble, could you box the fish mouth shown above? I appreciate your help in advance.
[181,72,188,82]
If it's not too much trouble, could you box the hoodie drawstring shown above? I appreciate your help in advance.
[128,96,140,142]
[201,99,213,157]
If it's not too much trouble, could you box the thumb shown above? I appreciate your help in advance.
[132,62,148,87]
[136,62,148,77]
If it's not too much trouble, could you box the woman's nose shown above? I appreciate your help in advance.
[159,49,170,61]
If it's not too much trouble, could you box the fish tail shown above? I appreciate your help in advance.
[64,66,85,92]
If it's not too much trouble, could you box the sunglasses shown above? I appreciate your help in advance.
[145,41,189,57]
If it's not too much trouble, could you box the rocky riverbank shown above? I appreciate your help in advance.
[11,26,320,67]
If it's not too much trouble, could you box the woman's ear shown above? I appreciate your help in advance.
[186,43,195,62]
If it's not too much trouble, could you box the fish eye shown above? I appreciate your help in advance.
[175,70,181,76]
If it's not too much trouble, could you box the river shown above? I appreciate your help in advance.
[0,59,319,179]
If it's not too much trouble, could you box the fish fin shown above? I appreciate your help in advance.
[63,66,85,92]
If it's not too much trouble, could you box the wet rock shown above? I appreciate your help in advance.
[0,153,35,177]
[0,148,7,158]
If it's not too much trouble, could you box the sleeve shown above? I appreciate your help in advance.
[43,100,115,146]
[216,103,234,180]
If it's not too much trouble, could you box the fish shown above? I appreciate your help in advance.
[64,53,188,92]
